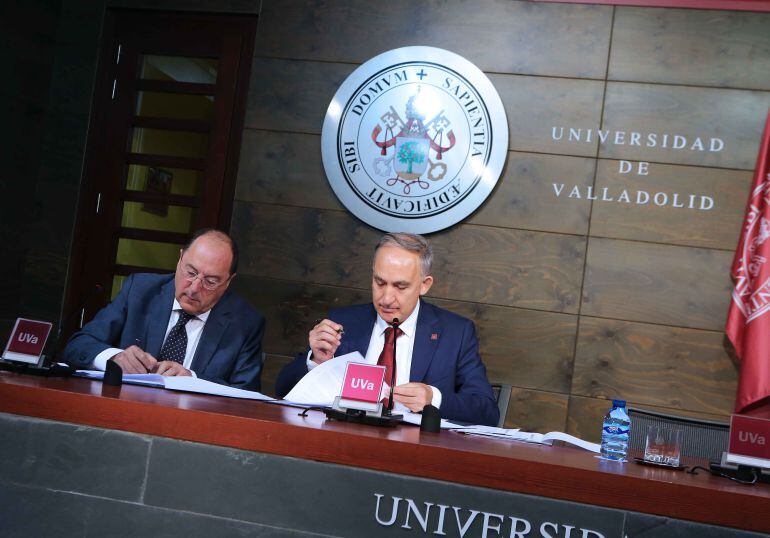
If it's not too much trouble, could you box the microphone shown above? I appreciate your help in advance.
[387,317,400,414]
[420,405,441,433]
[103,358,123,386]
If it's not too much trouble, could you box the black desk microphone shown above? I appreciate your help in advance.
[103,358,123,386]
[420,405,441,433]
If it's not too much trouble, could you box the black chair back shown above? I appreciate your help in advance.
[627,407,729,462]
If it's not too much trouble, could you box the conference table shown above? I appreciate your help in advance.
[1,371,768,537]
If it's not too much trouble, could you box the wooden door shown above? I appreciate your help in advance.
[61,10,255,347]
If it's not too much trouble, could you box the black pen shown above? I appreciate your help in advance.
[315,318,344,336]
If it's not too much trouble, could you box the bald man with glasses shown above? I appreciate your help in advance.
[64,229,266,391]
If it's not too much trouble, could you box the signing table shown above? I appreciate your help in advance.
[0,372,768,538]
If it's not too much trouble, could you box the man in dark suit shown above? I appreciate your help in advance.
[64,229,265,391]
[276,233,498,425]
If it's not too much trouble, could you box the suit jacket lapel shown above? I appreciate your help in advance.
[145,278,175,356]
[342,305,377,359]
[410,300,440,382]
[190,293,232,373]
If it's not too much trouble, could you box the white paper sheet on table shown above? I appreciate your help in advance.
[450,425,600,452]
[283,351,370,405]
[163,376,274,401]
[74,369,274,401]
[279,353,454,427]
[75,370,166,387]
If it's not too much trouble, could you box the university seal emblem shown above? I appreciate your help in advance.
[321,46,508,233]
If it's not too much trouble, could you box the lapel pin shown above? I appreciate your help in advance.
[431,333,439,341]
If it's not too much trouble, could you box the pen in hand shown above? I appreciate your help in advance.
[315,318,344,336]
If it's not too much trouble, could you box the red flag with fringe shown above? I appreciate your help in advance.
[727,110,770,413]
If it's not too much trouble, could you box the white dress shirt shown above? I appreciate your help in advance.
[307,301,443,407]
[91,299,210,376]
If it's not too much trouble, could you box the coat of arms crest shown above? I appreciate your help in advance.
[321,46,508,234]
[371,91,456,194]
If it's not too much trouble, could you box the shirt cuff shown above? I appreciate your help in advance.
[429,386,442,408]
[92,348,123,371]
[306,350,319,371]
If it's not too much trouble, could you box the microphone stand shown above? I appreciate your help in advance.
[323,317,403,427]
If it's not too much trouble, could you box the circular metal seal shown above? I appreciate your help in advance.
[321,46,508,234]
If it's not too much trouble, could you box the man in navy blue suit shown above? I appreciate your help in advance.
[64,229,265,391]
[276,233,499,425]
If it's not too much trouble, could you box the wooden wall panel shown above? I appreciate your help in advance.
[232,202,588,313]
[572,317,737,415]
[427,228,586,313]
[232,276,371,356]
[505,388,569,432]
[235,130,342,211]
[567,395,609,443]
[244,59,608,158]
[491,74,605,156]
[609,7,770,90]
[232,202,379,289]
[468,151,595,235]
[590,159,751,249]
[261,353,292,397]
[244,58,355,133]
[255,0,613,78]
[581,238,733,330]
[424,300,578,394]
[600,82,770,169]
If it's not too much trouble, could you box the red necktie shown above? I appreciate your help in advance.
[378,326,403,406]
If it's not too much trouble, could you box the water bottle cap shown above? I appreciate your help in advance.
[612,399,626,408]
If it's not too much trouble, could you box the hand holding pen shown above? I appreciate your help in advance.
[308,318,344,364]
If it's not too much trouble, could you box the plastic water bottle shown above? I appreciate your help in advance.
[600,399,630,461]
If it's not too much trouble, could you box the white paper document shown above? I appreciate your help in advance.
[74,370,274,401]
[162,376,274,401]
[280,353,462,428]
[75,370,166,387]
[283,351,369,405]
[452,425,600,453]
[451,425,521,437]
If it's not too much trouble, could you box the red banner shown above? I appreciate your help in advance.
[726,110,770,413]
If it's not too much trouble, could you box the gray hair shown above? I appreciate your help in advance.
[374,232,433,277]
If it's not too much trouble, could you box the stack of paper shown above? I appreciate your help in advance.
[451,425,600,453]
[283,351,368,405]
[75,370,165,387]
[74,370,274,401]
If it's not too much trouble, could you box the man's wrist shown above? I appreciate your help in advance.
[306,350,319,370]
[429,385,442,408]
[92,348,123,371]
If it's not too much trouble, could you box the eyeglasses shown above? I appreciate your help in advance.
[181,267,228,291]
